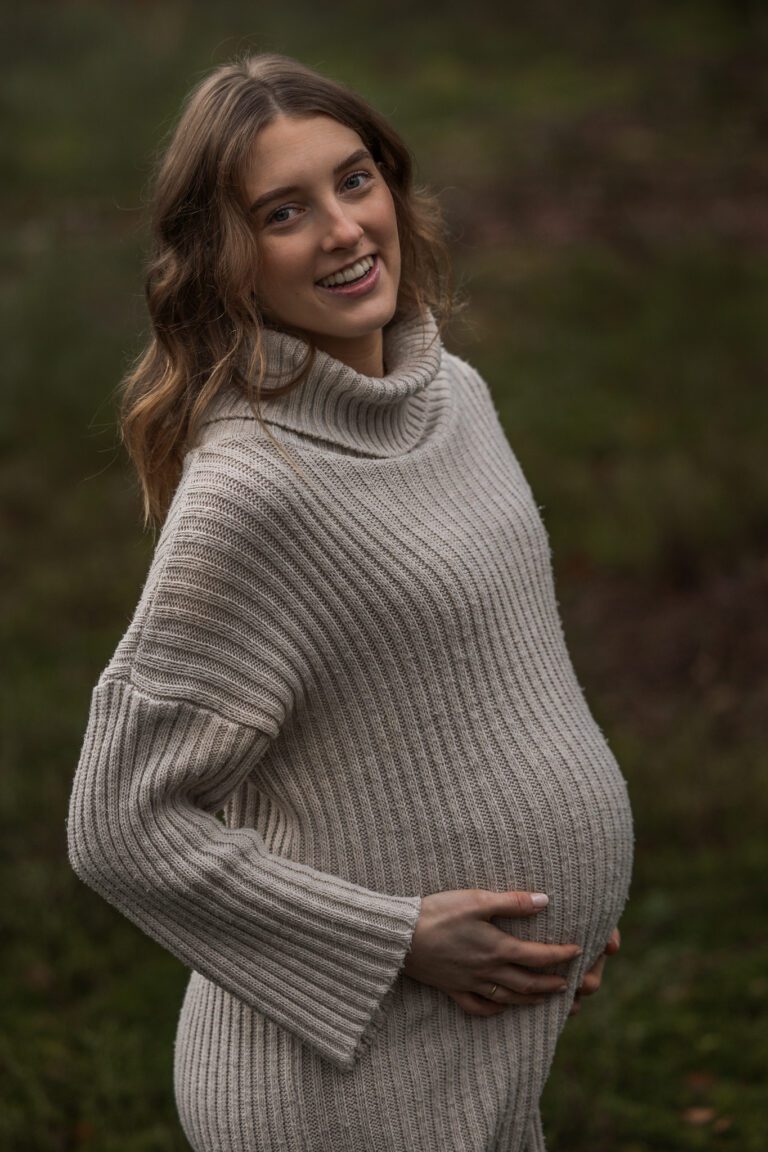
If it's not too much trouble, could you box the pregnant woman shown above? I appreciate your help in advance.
[67,51,634,1151]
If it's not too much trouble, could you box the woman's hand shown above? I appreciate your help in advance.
[402,889,583,1017]
[567,926,621,1017]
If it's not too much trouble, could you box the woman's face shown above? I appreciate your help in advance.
[245,114,401,349]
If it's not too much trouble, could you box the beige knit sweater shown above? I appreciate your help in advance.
[67,307,634,1152]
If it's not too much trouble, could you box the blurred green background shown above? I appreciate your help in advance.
[2,1,766,1149]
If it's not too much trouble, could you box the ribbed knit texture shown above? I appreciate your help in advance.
[67,307,634,1152]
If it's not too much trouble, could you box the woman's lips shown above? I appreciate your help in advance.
[315,255,381,298]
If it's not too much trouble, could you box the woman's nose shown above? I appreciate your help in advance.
[320,202,364,250]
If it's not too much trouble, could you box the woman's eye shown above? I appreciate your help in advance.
[343,170,372,191]
[268,205,298,226]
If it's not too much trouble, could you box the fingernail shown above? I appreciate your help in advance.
[531,893,549,907]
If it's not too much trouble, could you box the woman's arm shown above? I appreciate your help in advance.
[68,678,421,1070]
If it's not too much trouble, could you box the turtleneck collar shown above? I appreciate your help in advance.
[198,308,444,459]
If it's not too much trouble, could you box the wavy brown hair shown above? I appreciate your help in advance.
[119,51,459,529]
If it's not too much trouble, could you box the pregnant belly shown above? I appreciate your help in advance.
[442,714,635,975]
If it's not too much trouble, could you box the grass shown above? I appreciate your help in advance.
[2,1,766,1148]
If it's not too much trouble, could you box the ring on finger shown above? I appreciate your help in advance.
[485,983,499,1000]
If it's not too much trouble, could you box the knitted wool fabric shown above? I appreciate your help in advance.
[67,307,635,1152]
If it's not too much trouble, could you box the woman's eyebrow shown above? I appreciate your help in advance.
[249,147,374,214]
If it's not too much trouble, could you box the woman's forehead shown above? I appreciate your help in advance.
[250,115,363,165]
[245,115,367,197]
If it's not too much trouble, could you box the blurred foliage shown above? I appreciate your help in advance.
[1,1,767,1149]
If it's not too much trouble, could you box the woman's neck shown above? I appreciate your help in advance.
[307,327,385,378]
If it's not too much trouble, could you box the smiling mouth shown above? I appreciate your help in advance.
[316,254,377,288]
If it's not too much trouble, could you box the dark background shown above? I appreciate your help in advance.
[2,2,766,1148]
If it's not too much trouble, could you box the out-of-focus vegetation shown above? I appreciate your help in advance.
[2,2,766,1148]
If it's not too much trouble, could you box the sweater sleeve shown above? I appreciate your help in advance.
[66,439,422,1072]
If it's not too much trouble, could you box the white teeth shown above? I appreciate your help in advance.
[318,255,375,288]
